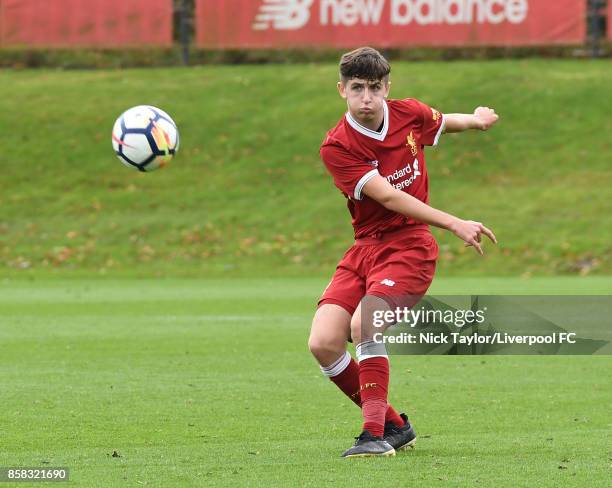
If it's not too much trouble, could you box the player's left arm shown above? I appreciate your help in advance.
[443,107,499,133]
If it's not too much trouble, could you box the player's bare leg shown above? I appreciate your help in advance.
[309,304,366,409]
[309,303,408,442]
[309,304,351,368]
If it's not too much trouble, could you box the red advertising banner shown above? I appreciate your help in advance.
[196,0,586,49]
[0,0,173,47]
[609,1,612,41]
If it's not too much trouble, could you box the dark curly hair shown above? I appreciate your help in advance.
[339,47,390,84]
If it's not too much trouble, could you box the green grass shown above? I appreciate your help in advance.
[1,278,610,487]
[1,59,609,487]
[1,60,611,278]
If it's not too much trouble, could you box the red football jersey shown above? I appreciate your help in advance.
[320,98,444,239]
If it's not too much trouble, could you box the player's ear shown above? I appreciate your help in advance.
[384,80,391,98]
[337,81,347,99]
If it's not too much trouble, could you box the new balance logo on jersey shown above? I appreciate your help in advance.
[381,279,395,287]
[368,160,379,167]
[252,0,314,30]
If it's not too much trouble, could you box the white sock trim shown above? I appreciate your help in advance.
[320,351,352,378]
[356,340,388,362]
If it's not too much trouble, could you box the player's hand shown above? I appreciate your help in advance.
[449,219,497,255]
[473,107,499,131]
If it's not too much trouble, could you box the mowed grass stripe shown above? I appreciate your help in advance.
[1,278,610,486]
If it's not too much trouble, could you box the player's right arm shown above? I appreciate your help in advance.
[362,175,497,255]
[444,107,499,133]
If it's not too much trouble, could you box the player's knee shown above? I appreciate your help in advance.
[351,312,378,344]
[349,316,362,345]
[308,334,332,358]
[309,305,351,364]
[308,330,345,365]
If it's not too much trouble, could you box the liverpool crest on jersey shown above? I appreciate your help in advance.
[406,131,418,156]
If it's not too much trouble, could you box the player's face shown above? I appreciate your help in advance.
[338,77,390,128]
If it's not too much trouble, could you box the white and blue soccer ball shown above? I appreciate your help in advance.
[112,105,179,172]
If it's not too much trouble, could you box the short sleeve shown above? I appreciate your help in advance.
[413,99,445,147]
[320,144,379,201]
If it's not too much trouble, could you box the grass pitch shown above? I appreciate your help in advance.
[1,277,610,487]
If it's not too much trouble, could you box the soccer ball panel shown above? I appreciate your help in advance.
[122,106,157,130]
[144,154,171,172]
[150,118,179,154]
[120,133,153,165]
[147,106,177,127]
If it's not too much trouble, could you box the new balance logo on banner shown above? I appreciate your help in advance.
[196,0,585,48]
[252,0,315,30]
[252,0,530,31]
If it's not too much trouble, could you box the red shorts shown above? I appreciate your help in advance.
[318,226,439,315]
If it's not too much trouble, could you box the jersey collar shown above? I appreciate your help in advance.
[345,100,389,141]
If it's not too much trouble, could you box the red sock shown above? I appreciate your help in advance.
[384,405,405,428]
[329,357,361,407]
[359,356,389,437]
[326,356,405,427]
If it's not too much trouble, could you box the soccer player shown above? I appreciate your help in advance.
[309,47,499,458]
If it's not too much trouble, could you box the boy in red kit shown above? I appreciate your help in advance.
[309,47,499,458]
